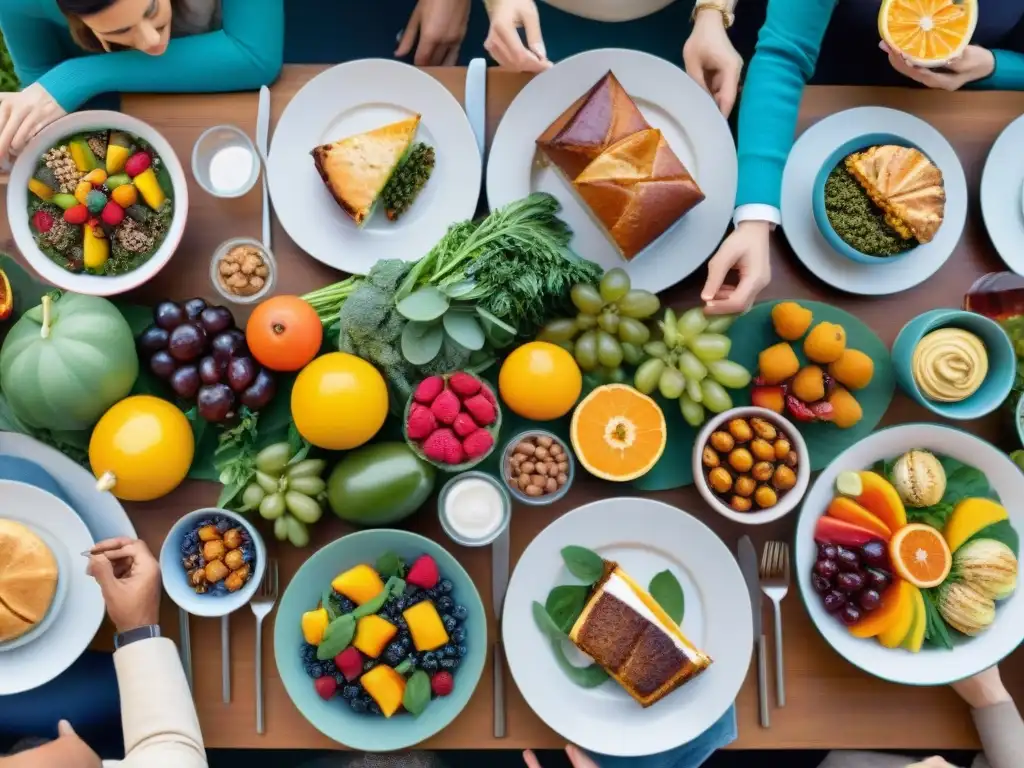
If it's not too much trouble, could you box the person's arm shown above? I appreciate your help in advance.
[37,0,284,113]
[104,637,207,768]
[970,49,1024,90]
[733,0,835,225]
[0,0,70,88]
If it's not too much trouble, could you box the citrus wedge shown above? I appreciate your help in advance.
[890,523,952,588]
[879,0,977,68]
[570,383,666,482]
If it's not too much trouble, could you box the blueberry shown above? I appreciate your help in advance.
[442,615,457,633]
[342,685,360,700]
[439,579,454,594]
[179,539,192,556]
[394,596,408,611]
[301,644,317,663]
[451,628,466,643]
[350,698,368,713]
[442,644,457,658]
[422,657,439,672]
[422,651,436,662]
[216,519,231,533]
[321,660,337,676]
[437,596,454,612]
[406,652,420,668]
[384,643,405,666]
[335,674,345,686]
[333,595,356,614]
[452,605,469,621]
[305,663,324,679]
[439,658,458,671]
[426,588,441,600]
[369,701,382,716]
[362,659,377,673]
[399,634,412,650]
[396,618,408,632]
[457,645,468,658]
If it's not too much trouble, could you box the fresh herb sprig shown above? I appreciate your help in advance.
[381,143,435,221]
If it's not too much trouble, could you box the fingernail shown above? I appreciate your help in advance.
[80,550,92,557]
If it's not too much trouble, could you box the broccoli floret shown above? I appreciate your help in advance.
[365,258,412,294]
[419,339,472,378]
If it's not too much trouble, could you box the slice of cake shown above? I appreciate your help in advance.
[311,116,420,226]
[569,561,711,707]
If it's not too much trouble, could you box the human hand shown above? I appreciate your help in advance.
[484,0,552,74]
[881,42,995,91]
[907,758,955,768]
[7,720,102,768]
[523,745,599,768]
[86,538,162,634]
[951,666,1011,710]
[683,9,744,116]
[0,83,66,163]
[701,220,772,315]
[396,0,471,66]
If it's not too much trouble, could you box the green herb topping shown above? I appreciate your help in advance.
[382,142,435,221]
[824,164,916,258]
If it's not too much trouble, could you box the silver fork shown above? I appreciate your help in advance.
[251,560,279,735]
[759,541,791,708]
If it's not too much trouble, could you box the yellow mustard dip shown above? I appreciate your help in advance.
[911,328,988,403]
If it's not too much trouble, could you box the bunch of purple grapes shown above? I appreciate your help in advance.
[812,539,894,627]
[137,298,276,423]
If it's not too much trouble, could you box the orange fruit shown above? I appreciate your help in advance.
[889,523,952,588]
[246,295,324,372]
[499,341,582,421]
[879,0,977,68]
[291,352,388,450]
[570,384,666,482]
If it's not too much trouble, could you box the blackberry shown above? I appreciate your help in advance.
[439,579,454,594]
[362,659,377,674]
[305,662,324,679]
[350,698,368,714]
[436,596,454,612]
[301,644,317,663]
[439,658,458,671]
[383,643,405,667]
[442,644,457,658]
[422,656,439,672]
[442,615,458,633]
[369,701,382,716]
[452,605,469,621]
[342,685,361,700]
[457,645,468,658]
[451,628,466,644]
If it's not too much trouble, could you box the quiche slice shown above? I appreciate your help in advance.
[311,116,420,226]
[844,144,945,244]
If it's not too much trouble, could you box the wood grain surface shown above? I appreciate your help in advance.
[4,65,1023,752]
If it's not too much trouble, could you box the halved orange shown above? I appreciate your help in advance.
[879,0,977,68]
[889,523,952,588]
[570,383,666,482]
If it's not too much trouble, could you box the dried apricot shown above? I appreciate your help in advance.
[770,301,813,341]
[758,342,801,385]
[828,386,863,429]
[804,322,847,364]
[791,365,825,403]
[828,348,874,390]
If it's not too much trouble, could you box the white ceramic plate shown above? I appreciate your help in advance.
[486,49,737,294]
[503,497,751,757]
[0,481,104,694]
[796,423,1024,686]
[8,111,188,297]
[781,107,967,296]
[0,432,135,543]
[267,59,482,274]
[981,114,1024,275]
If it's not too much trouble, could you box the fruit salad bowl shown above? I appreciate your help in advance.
[796,423,1024,686]
[8,110,187,296]
[273,529,486,751]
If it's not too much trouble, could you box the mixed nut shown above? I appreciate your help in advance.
[701,415,799,513]
[216,242,271,298]
[180,518,255,594]
[506,434,571,499]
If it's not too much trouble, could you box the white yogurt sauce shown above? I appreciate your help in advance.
[208,144,254,194]
[443,477,504,541]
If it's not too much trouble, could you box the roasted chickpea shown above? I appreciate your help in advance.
[750,417,777,441]
[728,447,754,473]
[734,475,756,497]
[223,528,243,550]
[202,539,226,562]
[750,438,775,462]
[784,451,799,468]
[773,438,792,461]
[708,467,733,494]
[702,446,721,468]
[709,431,735,453]
[730,495,753,513]
[751,461,775,483]
[224,549,246,571]
[727,419,753,443]
[754,485,778,508]
[773,464,797,491]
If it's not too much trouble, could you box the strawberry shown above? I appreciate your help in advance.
[430,389,461,425]
[452,412,478,438]
[413,376,444,404]
[314,676,338,700]
[448,371,481,398]
[406,403,437,440]
[463,394,497,426]
[406,554,440,590]
[431,671,454,697]
[124,151,151,178]
[423,428,464,465]
[462,428,494,460]
[31,209,54,233]
[335,647,363,681]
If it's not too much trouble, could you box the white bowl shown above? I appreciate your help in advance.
[692,406,811,525]
[8,110,188,297]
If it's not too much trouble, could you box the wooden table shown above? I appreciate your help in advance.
[5,65,1024,752]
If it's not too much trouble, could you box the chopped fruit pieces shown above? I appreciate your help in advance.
[758,343,801,385]
[877,582,918,648]
[406,372,501,467]
[335,647,363,681]
[403,600,449,652]
[314,676,338,701]
[770,301,813,341]
[361,665,406,718]
[106,133,131,174]
[791,365,826,403]
[431,671,454,697]
[814,516,879,548]
[901,586,926,653]
[750,382,785,413]
[827,387,863,429]
[83,168,107,186]
[804,321,847,364]
[889,524,951,588]
[827,497,892,540]
[850,580,911,639]
[836,471,864,498]
[353,614,398,659]
[406,554,440,590]
[331,564,385,605]
[82,222,109,270]
[31,210,54,234]
[828,349,875,390]
[944,498,1009,553]
[301,607,329,646]
[132,167,166,209]
[28,177,53,200]
[855,472,907,533]
[111,183,138,208]
[69,140,99,172]
[124,151,152,178]
[63,204,89,225]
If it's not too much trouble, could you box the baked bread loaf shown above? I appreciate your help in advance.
[569,560,711,707]
[537,72,704,260]
[312,116,420,226]
[0,519,58,643]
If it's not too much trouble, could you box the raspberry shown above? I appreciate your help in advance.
[431,671,454,697]
[314,676,338,700]
[406,403,437,440]
[413,376,444,404]
[31,209,54,233]
[452,412,478,438]
[463,394,497,426]
[406,554,440,590]
[423,428,464,465]
[335,647,364,682]
[124,151,151,178]
[448,371,481,398]
[101,201,125,227]
[429,389,461,425]
[462,428,494,460]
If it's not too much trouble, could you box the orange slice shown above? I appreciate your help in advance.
[879,0,977,67]
[889,523,952,588]
[569,383,666,482]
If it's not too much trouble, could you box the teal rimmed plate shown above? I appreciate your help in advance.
[273,529,486,751]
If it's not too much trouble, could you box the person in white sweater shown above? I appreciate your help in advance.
[0,538,206,768]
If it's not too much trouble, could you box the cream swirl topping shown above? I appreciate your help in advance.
[911,328,988,403]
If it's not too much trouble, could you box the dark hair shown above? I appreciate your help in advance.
[57,0,179,53]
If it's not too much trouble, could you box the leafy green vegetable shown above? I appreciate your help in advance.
[531,602,609,688]
[352,576,406,619]
[561,546,604,584]
[322,588,338,621]
[649,570,685,624]
[403,670,432,716]
[545,585,589,633]
[375,552,404,579]
[317,614,356,660]
[396,286,449,322]
[965,520,1020,558]
[922,588,954,651]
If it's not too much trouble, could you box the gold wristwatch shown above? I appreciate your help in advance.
[691,0,735,29]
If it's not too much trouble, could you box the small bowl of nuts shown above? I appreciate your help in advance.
[692,406,810,525]
[502,430,575,506]
[159,507,267,618]
[210,237,276,305]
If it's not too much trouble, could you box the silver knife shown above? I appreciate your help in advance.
[738,535,769,728]
[256,86,271,250]
[465,58,486,161]
[492,526,510,738]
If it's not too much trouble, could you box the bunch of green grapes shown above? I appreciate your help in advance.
[634,307,752,427]
[537,268,660,379]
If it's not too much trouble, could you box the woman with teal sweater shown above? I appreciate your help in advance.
[702,0,1024,315]
[0,0,283,161]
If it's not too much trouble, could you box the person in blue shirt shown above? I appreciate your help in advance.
[701,0,1024,316]
[0,0,284,162]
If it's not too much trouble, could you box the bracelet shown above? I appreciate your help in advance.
[691,1,735,29]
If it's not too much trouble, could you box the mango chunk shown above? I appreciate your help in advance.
[83,223,109,270]
[361,664,406,718]
[331,564,385,606]
[945,498,1009,553]
[301,607,329,646]
[106,135,131,175]
[403,600,449,652]
[28,178,53,200]
[353,614,397,659]
[69,140,98,172]
[132,167,166,210]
